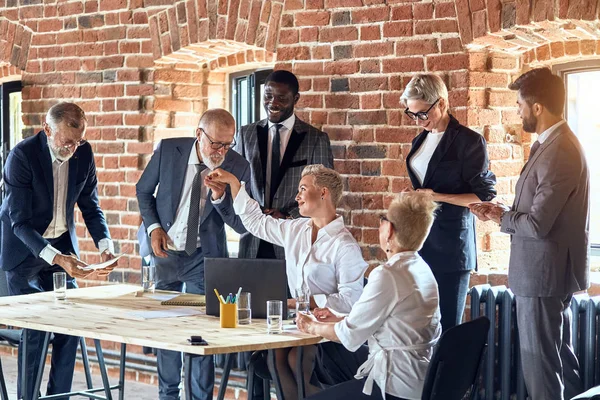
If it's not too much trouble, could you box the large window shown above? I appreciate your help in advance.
[0,80,23,203]
[230,69,272,131]
[556,62,600,268]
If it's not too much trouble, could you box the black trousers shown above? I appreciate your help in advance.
[432,270,471,332]
[307,378,407,400]
[315,342,369,386]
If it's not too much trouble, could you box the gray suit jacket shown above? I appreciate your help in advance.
[501,123,590,297]
[136,138,251,259]
[233,116,333,259]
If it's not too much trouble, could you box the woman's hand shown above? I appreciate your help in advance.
[207,168,242,199]
[296,312,316,335]
[312,307,342,322]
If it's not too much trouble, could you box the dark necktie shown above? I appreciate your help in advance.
[269,124,283,207]
[520,141,540,174]
[185,164,207,256]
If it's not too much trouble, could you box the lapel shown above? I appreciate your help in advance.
[514,124,566,209]
[66,153,79,210]
[272,119,307,197]
[171,142,193,219]
[37,132,54,201]
[406,131,427,189]
[421,115,461,188]
[200,152,235,225]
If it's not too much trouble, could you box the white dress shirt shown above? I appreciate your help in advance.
[409,131,444,185]
[537,120,565,144]
[265,114,295,205]
[335,251,441,399]
[39,146,113,265]
[233,183,367,313]
[147,141,224,251]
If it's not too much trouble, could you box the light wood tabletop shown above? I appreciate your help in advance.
[0,284,323,356]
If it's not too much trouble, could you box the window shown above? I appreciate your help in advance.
[555,62,600,269]
[230,69,272,131]
[0,80,23,203]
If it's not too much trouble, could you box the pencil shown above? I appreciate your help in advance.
[214,288,225,305]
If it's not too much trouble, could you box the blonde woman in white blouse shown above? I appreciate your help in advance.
[296,192,442,400]
[208,164,368,398]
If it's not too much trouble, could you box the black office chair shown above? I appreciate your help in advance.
[421,316,490,400]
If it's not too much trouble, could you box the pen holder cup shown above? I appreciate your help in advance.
[220,303,238,328]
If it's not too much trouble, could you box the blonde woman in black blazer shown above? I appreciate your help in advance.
[401,74,496,332]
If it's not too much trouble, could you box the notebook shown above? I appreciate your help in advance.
[160,293,206,306]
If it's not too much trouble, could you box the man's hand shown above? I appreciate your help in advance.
[204,176,227,201]
[263,209,286,219]
[150,228,169,258]
[53,254,92,279]
[469,202,510,224]
[97,251,119,277]
[100,250,115,263]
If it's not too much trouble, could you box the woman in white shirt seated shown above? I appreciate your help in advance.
[208,164,368,398]
[296,192,442,400]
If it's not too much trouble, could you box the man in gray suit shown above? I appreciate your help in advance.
[471,68,589,400]
[136,109,250,400]
[233,70,333,260]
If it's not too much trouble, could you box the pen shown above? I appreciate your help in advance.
[214,289,225,305]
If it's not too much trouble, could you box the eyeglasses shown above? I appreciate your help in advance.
[198,128,235,151]
[404,98,440,121]
[60,139,87,149]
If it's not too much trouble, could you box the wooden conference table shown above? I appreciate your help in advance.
[0,284,323,400]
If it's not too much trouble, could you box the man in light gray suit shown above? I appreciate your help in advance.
[471,68,589,400]
[136,109,250,400]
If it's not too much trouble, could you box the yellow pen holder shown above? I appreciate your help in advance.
[220,303,238,328]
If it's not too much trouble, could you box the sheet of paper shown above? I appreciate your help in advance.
[126,308,205,320]
[82,254,125,271]
[145,293,180,302]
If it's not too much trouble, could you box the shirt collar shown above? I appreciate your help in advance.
[188,140,201,165]
[47,143,67,165]
[268,114,295,132]
[305,215,346,238]
[385,250,420,266]
[538,120,565,144]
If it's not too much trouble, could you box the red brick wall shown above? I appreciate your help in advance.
[0,0,597,285]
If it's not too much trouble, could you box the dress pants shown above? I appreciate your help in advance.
[315,342,369,386]
[5,233,79,400]
[516,294,583,400]
[432,270,471,332]
[306,378,406,400]
[153,248,214,400]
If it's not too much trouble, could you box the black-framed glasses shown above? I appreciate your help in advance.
[404,98,440,121]
[60,139,87,149]
[198,128,236,151]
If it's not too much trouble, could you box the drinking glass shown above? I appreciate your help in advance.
[53,272,67,300]
[238,292,251,325]
[295,286,310,315]
[142,265,155,293]
[267,300,283,334]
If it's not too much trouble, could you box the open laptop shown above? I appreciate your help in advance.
[204,258,288,319]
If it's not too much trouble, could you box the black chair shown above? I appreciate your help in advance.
[421,316,490,400]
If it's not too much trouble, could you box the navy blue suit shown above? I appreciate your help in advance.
[0,131,111,399]
[136,138,250,400]
[406,115,496,330]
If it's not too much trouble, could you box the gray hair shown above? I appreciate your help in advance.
[400,74,449,107]
[301,164,343,207]
[45,102,87,131]
[386,192,439,251]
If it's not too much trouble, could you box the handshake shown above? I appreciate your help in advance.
[469,202,511,224]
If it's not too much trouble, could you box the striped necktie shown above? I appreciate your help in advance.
[184,163,207,256]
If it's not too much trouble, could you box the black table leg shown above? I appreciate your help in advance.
[94,339,113,400]
[79,338,94,400]
[32,332,50,400]
[217,353,233,400]
[21,329,28,400]
[295,346,305,400]
[183,354,193,400]
[118,343,127,400]
[266,349,285,400]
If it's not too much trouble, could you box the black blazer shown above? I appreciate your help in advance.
[406,115,496,273]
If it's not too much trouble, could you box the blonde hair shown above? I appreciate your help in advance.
[386,192,439,251]
[400,74,449,108]
[301,164,343,207]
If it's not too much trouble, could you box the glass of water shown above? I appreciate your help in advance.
[238,292,251,325]
[267,300,283,334]
[53,272,67,300]
[142,264,155,293]
[296,286,310,315]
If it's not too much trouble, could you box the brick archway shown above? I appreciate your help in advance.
[0,18,32,71]
[147,0,284,61]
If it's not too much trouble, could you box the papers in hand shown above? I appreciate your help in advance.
[81,254,125,271]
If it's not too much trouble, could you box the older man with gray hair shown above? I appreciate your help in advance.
[0,102,116,399]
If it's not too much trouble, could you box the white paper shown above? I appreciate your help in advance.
[82,254,125,271]
[145,293,180,302]
[126,308,205,320]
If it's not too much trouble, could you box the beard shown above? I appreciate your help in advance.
[200,147,224,170]
[47,136,74,162]
[522,113,538,133]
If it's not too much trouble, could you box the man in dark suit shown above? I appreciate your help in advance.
[136,109,250,400]
[233,70,333,260]
[0,102,116,399]
[471,68,589,400]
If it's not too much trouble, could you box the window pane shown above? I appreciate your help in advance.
[566,71,600,262]
[238,77,249,128]
[259,83,267,120]
[9,91,22,149]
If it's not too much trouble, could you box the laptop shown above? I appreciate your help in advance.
[204,258,288,319]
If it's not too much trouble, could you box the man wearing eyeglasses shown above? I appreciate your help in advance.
[136,108,250,400]
[0,102,117,399]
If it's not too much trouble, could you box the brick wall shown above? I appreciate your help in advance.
[0,0,597,285]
